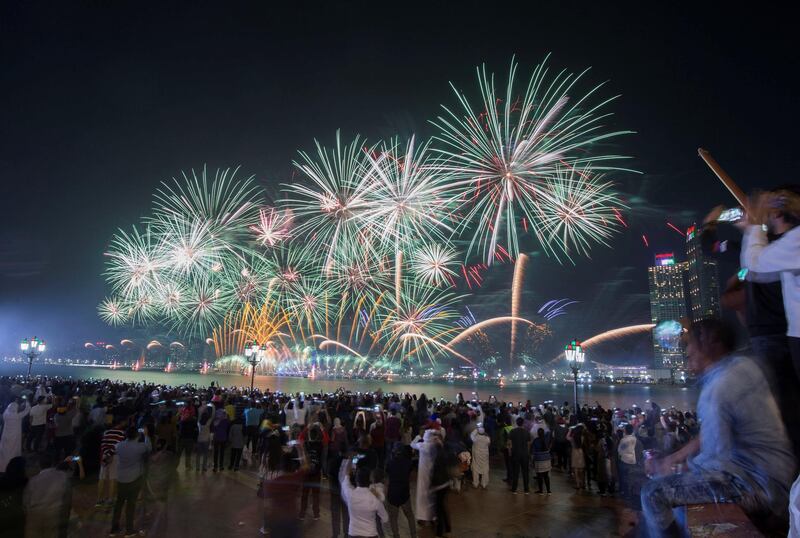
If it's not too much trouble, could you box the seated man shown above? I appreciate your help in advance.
[641,319,796,537]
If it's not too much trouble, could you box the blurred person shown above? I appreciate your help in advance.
[96,418,127,508]
[176,406,198,472]
[617,423,643,498]
[298,424,323,520]
[195,407,212,472]
[704,191,800,456]
[52,399,77,460]
[25,395,51,453]
[741,188,800,369]
[326,447,350,538]
[339,457,389,538]
[145,439,178,536]
[23,453,74,538]
[532,427,552,495]
[641,320,795,537]
[259,450,305,537]
[0,399,30,471]
[111,426,151,537]
[469,425,490,489]
[385,444,416,538]
[228,417,244,471]
[430,443,452,538]
[211,408,229,472]
[508,417,531,494]
[567,423,586,492]
[0,457,27,538]
[410,429,439,524]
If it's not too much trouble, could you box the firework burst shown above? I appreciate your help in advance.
[432,55,634,264]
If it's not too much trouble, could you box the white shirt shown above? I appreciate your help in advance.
[29,403,51,427]
[339,461,388,537]
[618,434,638,465]
[89,406,106,425]
[741,225,800,337]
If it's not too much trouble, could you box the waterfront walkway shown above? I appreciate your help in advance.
[64,456,628,537]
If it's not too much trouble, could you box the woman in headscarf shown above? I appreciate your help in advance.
[0,400,30,471]
[410,428,439,525]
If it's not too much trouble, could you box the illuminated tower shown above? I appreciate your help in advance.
[647,253,688,369]
[685,225,721,322]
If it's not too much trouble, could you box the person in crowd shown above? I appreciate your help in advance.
[228,417,245,471]
[567,423,586,493]
[617,423,643,498]
[370,413,386,469]
[500,417,514,484]
[385,444,417,538]
[244,400,262,453]
[52,399,78,460]
[339,456,389,538]
[327,447,350,538]
[25,395,51,453]
[146,439,178,536]
[430,442,452,538]
[88,399,107,426]
[23,453,75,538]
[703,189,800,457]
[111,426,151,537]
[299,424,323,520]
[212,407,230,472]
[384,408,402,455]
[741,188,800,371]
[0,457,28,538]
[196,406,212,472]
[411,428,439,525]
[532,427,552,495]
[642,320,796,537]
[96,418,127,508]
[508,417,531,494]
[176,406,198,472]
[469,424,490,489]
[155,414,176,452]
[0,399,30,471]
[259,449,306,538]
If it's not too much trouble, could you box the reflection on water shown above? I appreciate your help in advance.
[0,364,700,410]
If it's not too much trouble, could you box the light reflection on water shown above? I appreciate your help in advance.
[0,364,700,410]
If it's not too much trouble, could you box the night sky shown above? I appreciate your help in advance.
[1,2,797,360]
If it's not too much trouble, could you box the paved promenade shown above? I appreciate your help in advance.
[65,457,628,537]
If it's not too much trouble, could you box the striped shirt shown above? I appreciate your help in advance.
[101,429,126,459]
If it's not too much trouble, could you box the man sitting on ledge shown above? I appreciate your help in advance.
[641,319,796,537]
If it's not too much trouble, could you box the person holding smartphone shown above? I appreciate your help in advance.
[110,426,151,536]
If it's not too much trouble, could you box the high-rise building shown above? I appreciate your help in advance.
[685,225,721,322]
[648,253,688,369]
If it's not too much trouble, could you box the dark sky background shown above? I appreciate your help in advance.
[1,2,797,361]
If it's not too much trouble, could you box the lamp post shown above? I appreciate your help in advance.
[244,342,267,394]
[21,337,46,377]
[564,339,585,417]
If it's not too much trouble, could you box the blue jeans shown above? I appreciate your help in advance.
[641,470,752,537]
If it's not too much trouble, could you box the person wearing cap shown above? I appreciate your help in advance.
[470,424,490,489]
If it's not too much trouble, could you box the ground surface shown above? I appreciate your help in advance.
[63,454,630,538]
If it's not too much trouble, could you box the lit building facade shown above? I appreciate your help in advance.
[685,225,721,322]
[648,253,688,369]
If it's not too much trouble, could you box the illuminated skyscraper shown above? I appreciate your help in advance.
[685,225,721,322]
[648,253,688,369]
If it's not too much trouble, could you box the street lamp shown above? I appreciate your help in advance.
[244,342,267,393]
[564,339,585,417]
[21,337,46,376]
